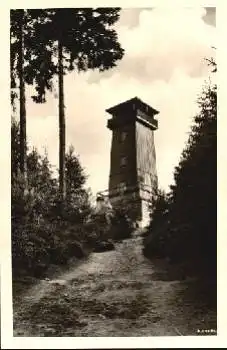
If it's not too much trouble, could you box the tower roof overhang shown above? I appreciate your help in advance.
[106,96,159,118]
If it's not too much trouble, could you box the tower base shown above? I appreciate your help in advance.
[109,195,151,228]
[96,186,152,229]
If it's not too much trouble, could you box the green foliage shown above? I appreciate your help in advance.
[82,198,134,246]
[14,8,125,102]
[144,66,217,282]
[12,124,136,280]
[148,189,170,233]
[110,204,134,241]
[11,120,95,278]
[10,9,56,100]
[143,190,170,258]
[63,145,91,222]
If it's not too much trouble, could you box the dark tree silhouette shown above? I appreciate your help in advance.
[10,9,55,183]
[30,8,124,201]
[11,117,20,177]
[144,59,217,283]
[11,10,28,180]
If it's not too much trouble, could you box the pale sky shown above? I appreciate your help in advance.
[16,7,216,197]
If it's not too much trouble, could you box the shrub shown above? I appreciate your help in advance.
[110,205,134,241]
[11,129,94,280]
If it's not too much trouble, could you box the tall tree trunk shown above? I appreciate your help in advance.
[18,10,27,183]
[58,39,66,201]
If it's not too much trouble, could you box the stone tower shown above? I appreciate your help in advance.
[105,97,159,226]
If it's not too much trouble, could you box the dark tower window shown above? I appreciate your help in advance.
[121,131,127,142]
[120,156,127,166]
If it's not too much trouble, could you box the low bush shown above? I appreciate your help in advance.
[110,206,134,241]
[11,124,95,280]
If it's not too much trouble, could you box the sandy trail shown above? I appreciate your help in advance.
[13,235,216,336]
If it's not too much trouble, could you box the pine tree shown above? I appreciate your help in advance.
[11,118,20,178]
[169,80,217,270]
[10,9,55,182]
[65,145,86,199]
[64,145,91,223]
[11,10,27,179]
[30,8,124,201]
[144,58,217,279]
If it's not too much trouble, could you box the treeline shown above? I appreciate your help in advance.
[143,61,217,299]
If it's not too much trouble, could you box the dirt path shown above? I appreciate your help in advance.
[13,235,216,336]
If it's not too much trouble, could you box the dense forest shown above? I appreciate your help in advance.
[143,60,217,306]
